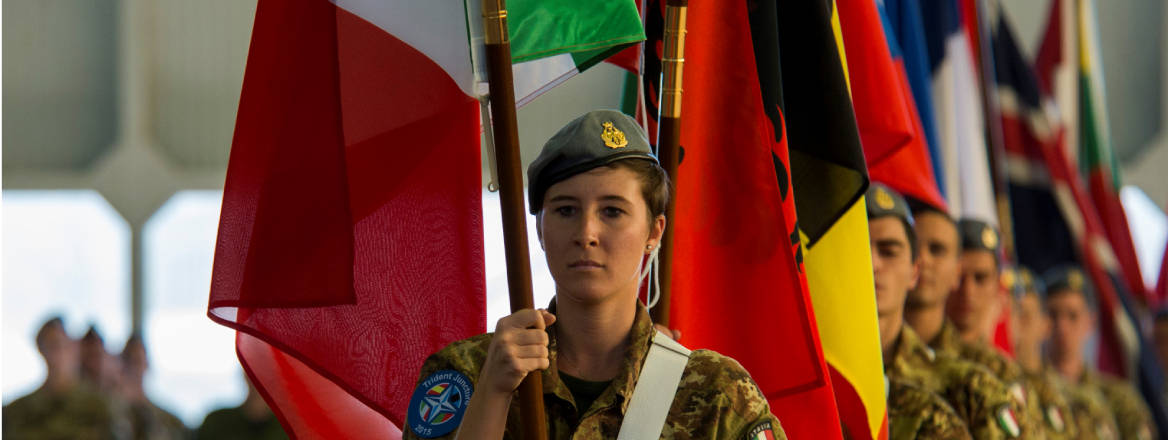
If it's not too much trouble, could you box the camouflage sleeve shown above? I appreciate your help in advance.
[1099,376,1156,440]
[888,378,972,440]
[933,360,1031,439]
[674,350,786,440]
[402,334,493,440]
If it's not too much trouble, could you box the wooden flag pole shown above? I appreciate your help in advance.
[481,1,548,439]
[651,0,689,326]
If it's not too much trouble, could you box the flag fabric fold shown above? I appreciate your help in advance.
[211,1,486,436]
[997,2,1168,433]
[665,0,848,437]
[777,1,888,438]
[1074,0,1148,306]
[507,0,645,106]
[920,0,998,224]
[837,0,946,211]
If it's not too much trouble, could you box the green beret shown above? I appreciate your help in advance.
[865,182,913,225]
[1003,266,1044,300]
[1043,265,1095,309]
[527,109,657,214]
[958,218,1000,254]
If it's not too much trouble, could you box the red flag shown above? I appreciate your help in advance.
[667,0,844,437]
[838,0,947,212]
[208,1,485,436]
[1157,237,1168,305]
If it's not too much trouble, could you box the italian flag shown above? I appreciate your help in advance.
[210,1,643,438]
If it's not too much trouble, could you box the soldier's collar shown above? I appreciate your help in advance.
[540,298,655,414]
[929,320,962,355]
[896,325,936,364]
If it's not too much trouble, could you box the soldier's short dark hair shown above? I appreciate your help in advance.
[602,158,671,221]
[907,200,959,252]
[35,316,66,354]
[121,332,146,361]
[82,325,103,345]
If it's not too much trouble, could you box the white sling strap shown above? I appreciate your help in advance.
[616,331,692,440]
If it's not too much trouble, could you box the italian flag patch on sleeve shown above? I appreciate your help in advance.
[744,421,776,440]
[997,405,1021,438]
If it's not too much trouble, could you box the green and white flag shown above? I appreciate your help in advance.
[467,0,645,106]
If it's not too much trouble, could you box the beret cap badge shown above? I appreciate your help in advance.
[601,121,629,149]
[1067,270,1085,291]
[875,187,896,210]
[982,226,998,250]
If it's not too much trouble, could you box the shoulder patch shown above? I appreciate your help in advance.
[996,405,1021,438]
[742,421,776,440]
[1008,382,1027,406]
[407,369,474,438]
[1045,404,1065,432]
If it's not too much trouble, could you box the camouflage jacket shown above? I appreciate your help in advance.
[1020,365,1077,439]
[886,376,971,439]
[403,303,785,440]
[2,384,119,440]
[887,326,1032,439]
[1064,370,1120,440]
[1083,369,1155,440]
[930,321,1045,438]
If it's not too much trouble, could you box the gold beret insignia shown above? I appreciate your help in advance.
[875,187,895,210]
[601,121,628,149]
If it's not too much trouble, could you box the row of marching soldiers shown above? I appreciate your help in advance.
[867,182,1155,439]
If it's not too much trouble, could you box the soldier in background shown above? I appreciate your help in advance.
[80,326,109,392]
[941,219,1044,433]
[904,205,1038,437]
[196,375,287,440]
[3,316,118,439]
[1045,267,1153,440]
[868,183,1031,439]
[117,334,189,440]
[1007,266,1077,438]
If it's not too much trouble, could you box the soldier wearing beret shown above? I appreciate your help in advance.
[1007,267,1077,438]
[928,218,1046,434]
[1045,267,1155,440]
[866,183,1024,439]
[403,110,784,439]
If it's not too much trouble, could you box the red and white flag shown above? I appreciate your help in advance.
[209,1,484,437]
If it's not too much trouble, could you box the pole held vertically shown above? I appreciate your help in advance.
[481,1,548,439]
[651,0,689,326]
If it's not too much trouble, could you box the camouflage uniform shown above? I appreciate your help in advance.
[1020,366,1077,439]
[2,385,119,440]
[929,320,1045,438]
[404,303,785,439]
[124,401,189,440]
[196,405,287,440]
[1083,370,1155,440]
[886,376,971,439]
[887,325,1030,439]
[1064,372,1120,440]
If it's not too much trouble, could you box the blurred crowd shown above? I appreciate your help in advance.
[2,317,286,440]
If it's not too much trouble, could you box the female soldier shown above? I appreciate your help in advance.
[403,110,784,439]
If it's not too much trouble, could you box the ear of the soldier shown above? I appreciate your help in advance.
[646,214,666,252]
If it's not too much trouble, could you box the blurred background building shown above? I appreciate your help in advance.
[3,0,1166,427]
